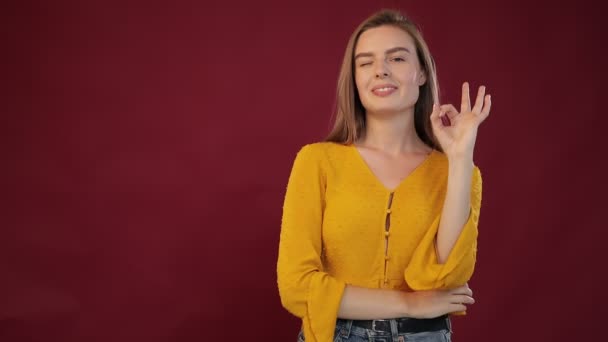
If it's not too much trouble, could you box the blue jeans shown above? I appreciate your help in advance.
[297,317,452,342]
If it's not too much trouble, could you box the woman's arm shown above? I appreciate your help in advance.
[436,158,474,263]
[404,83,490,291]
[403,166,482,290]
[432,83,491,264]
[338,284,474,320]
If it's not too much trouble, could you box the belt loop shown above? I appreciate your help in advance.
[446,315,452,333]
[390,319,399,342]
[338,320,352,338]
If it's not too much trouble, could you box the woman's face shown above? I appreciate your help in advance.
[354,25,426,115]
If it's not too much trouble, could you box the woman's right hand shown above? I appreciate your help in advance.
[403,284,474,319]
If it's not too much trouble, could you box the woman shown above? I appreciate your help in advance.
[277,9,491,342]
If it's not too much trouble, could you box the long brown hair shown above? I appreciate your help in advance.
[325,9,441,151]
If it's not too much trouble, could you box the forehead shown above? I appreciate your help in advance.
[355,25,416,54]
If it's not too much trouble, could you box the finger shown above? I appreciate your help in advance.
[460,82,471,113]
[430,103,441,120]
[472,85,486,113]
[463,283,473,296]
[479,94,491,122]
[449,303,467,313]
[449,285,472,296]
[439,104,460,121]
[461,284,473,296]
[449,284,469,292]
[430,103,444,127]
[452,295,475,305]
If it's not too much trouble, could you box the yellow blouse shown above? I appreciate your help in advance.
[277,142,482,342]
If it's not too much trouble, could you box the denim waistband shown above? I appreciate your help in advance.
[335,315,451,339]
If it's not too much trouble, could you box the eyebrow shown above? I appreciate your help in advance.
[354,47,411,60]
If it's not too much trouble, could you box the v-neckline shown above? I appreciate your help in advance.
[350,144,436,193]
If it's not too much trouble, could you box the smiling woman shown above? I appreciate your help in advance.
[277,9,491,342]
[354,29,427,123]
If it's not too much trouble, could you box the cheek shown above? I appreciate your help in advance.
[354,72,366,89]
[413,70,424,85]
[354,74,368,97]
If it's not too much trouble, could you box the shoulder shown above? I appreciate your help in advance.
[298,141,349,154]
[295,141,350,161]
[290,142,351,173]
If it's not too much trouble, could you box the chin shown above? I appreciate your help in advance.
[367,108,402,116]
[366,103,408,115]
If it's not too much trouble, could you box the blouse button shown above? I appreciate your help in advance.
[386,209,392,214]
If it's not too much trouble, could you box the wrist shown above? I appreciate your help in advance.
[448,156,474,172]
[444,146,474,163]
[447,154,474,167]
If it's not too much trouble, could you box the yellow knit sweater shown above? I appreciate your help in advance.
[277,142,482,342]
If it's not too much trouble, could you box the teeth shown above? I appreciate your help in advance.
[375,87,394,91]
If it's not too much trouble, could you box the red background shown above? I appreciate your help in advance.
[2,0,605,341]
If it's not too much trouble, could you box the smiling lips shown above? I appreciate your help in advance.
[371,85,397,97]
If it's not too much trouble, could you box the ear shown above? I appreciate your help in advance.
[417,70,427,86]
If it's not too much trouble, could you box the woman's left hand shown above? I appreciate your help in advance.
[431,82,491,160]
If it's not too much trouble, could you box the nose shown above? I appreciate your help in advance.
[375,61,390,78]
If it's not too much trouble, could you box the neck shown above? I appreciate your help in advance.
[357,110,429,156]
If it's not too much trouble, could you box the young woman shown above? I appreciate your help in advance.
[277,9,491,342]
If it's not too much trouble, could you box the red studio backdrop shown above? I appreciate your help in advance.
[2,0,605,341]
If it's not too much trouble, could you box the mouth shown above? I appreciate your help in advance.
[371,86,397,97]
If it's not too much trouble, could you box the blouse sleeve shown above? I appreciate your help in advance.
[277,144,346,342]
[404,166,482,291]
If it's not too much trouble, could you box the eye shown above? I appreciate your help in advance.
[359,62,372,67]
[391,57,406,62]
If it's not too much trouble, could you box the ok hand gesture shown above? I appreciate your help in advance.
[431,82,492,160]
